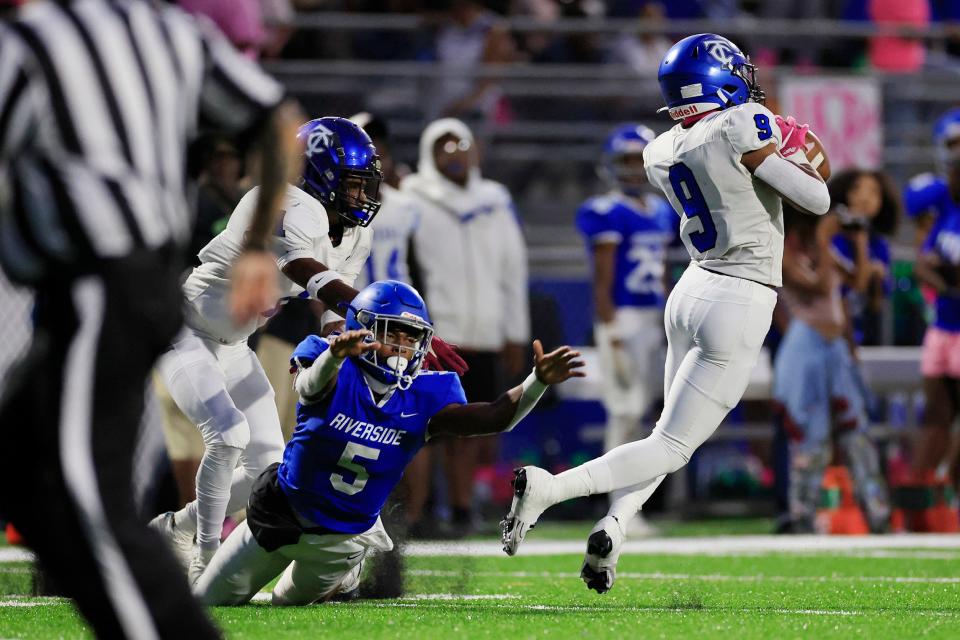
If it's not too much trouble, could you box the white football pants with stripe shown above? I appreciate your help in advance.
[556,264,777,513]
[158,327,285,551]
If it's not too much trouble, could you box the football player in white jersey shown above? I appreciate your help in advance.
[500,34,831,592]
[151,118,466,584]
[349,112,421,289]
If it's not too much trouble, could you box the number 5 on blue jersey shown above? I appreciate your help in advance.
[668,163,717,253]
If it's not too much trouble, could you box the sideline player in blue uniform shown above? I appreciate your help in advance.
[575,124,677,535]
[194,280,584,605]
[904,109,960,246]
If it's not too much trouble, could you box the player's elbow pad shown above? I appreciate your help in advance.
[754,153,831,215]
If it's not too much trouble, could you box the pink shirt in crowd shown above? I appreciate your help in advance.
[179,0,264,59]
[868,0,929,73]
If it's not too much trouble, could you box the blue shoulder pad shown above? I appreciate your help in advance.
[904,173,948,218]
[575,196,621,241]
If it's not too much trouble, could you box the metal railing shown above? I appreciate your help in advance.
[266,13,959,276]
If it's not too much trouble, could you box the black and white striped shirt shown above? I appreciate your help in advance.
[0,0,284,283]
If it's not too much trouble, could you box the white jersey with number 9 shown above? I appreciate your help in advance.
[643,102,785,287]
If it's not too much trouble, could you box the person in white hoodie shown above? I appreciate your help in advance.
[402,118,530,534]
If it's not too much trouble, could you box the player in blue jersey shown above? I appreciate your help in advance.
[897,108,960,529]
[575,123,677,535]
[194,280,583,605]
[910,201,960,526]
[904,109,960,247]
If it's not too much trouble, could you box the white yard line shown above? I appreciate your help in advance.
[404,534,960,557]
[408,569,960,584]
[0,549,33,563]
[326,601,960,618]
[4,534,960,564]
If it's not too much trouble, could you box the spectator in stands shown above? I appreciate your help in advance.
[190,134,245,264]
[179,0,267,58]
[774,206,890,533]
[429,0,519,122]
[907,175,960,531]
[827,169,901,346]
[867,0,930,73]
[607,2,673,75]
[402,117,529,536]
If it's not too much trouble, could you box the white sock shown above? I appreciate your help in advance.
[549,386,730,501]
[175,464,261,534]
[194,443,243,547]
[608,475,666,524]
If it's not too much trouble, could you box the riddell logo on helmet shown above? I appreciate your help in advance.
[669,104,702,119]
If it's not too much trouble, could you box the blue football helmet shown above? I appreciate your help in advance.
[345,280,434,389]
[599,123,656,197]
[299,117,383,227]
[933,108,960,171]
[657,33,764,121]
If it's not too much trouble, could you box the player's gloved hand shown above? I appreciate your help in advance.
[533,339,586,385]
[775,115,810,159]
[425,336,469,375]
[330,329,381,359]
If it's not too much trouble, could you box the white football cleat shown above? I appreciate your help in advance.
[580,515,626,594]
[148,511,195,570]
[188,546,217,587]
[500,467,557,556]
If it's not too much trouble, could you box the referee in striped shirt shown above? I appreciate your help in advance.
[0,1,302,637]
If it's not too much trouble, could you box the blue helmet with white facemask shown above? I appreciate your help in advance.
[657,33,764,121]
[599,123,656,197]
[345,281,434,390]
[933,108,960,172]
[298,117,383,227]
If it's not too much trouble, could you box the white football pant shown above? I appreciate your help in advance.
[555,264,777,505]
[595,307,663,513]
[595,307,663,448]
[158,327,284,550]
[195,518,393,606]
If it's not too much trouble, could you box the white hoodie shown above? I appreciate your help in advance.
[401,119,529,351]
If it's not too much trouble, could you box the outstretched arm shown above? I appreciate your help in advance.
[294,330,380,403]
[427,340,584,438]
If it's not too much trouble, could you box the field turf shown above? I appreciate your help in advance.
[2,520,959,639]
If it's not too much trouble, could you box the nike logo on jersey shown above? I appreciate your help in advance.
[346,551,363,561]
[400,411,418,418]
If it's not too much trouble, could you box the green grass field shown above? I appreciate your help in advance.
[2,520,960,639]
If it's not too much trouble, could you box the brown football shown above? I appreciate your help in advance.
[804,130,831,181]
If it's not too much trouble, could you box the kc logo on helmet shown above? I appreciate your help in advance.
[307,124,335,155]
[702,39,739,65]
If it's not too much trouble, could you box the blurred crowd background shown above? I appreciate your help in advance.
[4,0,960,539]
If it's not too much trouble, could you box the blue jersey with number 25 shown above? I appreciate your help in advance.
[576,193,677,308]
[278,335,467,534]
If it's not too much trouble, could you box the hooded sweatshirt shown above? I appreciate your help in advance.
[401,118,529,351]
